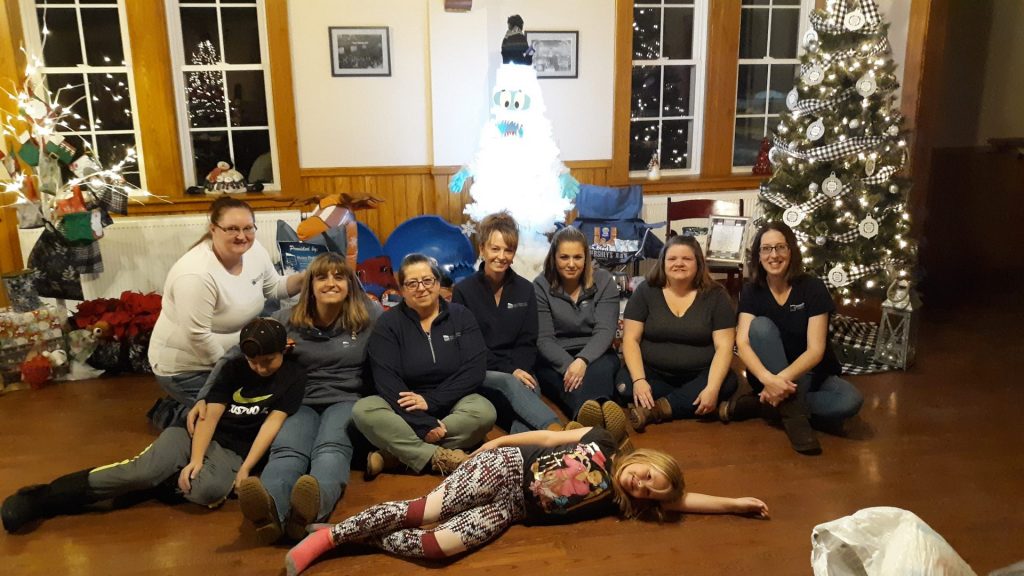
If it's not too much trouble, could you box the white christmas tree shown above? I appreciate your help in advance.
[760,0,916,305]
[449,63,578,278]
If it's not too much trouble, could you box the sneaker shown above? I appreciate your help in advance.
[237,477,283,545]
[576,399,605,429]
[601,401,630,445]
[2,485,48,533]
[719,392,761,423]
[285,475,321,542]
[365,450,402,481]
[430,447,469,475]
[564,420,585,431]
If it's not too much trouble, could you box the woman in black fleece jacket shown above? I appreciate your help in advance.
[353,254,496,479]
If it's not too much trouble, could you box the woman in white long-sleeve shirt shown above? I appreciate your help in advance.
[148,197,302,422]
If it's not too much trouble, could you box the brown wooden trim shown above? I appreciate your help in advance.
[610,0,634,183]
[565,159,613,169]
[122,193,306,216]
[0,0,26,288]
[301,166,434,177]
[124,0,185,199]
[701,0,742,177]
[636,174,762,194]
[432,165,462,176]
[264,0,301,198]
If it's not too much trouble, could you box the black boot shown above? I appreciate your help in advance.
[2,469,93,533]
[777,397,821,455]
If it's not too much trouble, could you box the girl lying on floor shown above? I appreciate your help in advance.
[285,408,768,575]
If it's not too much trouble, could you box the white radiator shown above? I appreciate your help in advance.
[17,210,303,301]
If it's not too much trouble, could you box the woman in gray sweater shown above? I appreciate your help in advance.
[534,227,621,421]
[189,253,379,544]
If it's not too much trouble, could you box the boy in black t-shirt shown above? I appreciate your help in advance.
[2,317,306,534]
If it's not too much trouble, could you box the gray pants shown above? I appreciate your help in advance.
[88,427,242,507]
[352,394,496,472]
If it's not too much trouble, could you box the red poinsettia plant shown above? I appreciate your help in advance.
[73,291,162,342]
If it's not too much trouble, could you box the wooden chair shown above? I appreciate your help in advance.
[665,197,745,299]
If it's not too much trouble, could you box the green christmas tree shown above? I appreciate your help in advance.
[759,0,916,305]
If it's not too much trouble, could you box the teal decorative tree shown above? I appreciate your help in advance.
[759,0,916,305]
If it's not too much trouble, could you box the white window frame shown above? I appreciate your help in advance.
[20,0,148,193]
[732,0,815,171]
[166,0,280,190]
[629,0,709,178]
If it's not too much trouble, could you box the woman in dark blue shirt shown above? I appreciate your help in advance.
[727,222,863,455]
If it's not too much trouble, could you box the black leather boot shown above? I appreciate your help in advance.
[777,397,821,455]
[2,469,93,533]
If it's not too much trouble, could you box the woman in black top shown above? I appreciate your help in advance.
[725,222,863,455]
[284,424,768,575]
[619,235,739,430]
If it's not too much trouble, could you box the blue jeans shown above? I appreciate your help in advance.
[747,316,863,420]
[261,401,356,523]
[536,351,619,419]
[617,365,739,419]
[478,371,560,434]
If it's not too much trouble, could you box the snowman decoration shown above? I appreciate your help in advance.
[449,15,579,278]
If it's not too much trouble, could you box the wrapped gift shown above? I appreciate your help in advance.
[0,304,69,383]
[1,270,42,313]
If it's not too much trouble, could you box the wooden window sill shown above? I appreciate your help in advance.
[120,191,309,217]
[621,174,764,194]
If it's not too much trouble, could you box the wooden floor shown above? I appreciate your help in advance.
[2,294,1023,576]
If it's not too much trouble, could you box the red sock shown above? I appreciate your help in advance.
[285,527,335,576]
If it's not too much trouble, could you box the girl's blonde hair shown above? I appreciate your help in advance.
[477,211,519,252]
[289,253,371,334]
[610,448,685,521]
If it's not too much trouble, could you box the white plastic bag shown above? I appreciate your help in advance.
[811,507,976,576]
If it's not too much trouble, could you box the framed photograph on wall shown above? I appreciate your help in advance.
[706,216,750,265]
[329,27,391,77]
[526,31,578,79]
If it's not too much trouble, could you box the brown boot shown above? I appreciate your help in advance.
[237,477,283,545]
[719,392,761,422]
[545,422,564,432]
[365,450,402,481]
[627,399,671,432]
[430,447,470,475]
[564,420,585,431]
[601,402,630,445]
[778,397,821,455]
[576,400,605,429]
[285,475,321,542]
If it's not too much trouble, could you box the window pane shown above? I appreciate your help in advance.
[191,131,230,184]
[774,0,801,5]
[181,8,220,63]
[738,8,769,59]
[222,8,261,64]
[81,8,124,66]
[632,7,660,60]
[185,71,226,128]
[631,66,661,119]
[88,72,133,131]
[736,64,769,115]
[733,117,767,167]
[767,64,798,114]
[629,121,659,172]
[741,0,771,5]
[95,133,140,188]
[663,7,694,60]
[226,71,268,126]
[232,130,271,183]
[37,8,82,67]
[661,119,691,169]
[662,65,693,117]
[769,8,801,59]
[45,73,89,130]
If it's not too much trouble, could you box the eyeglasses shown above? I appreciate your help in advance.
[403,277,437,290]
[759,244,790,256]
[215,224,258,236]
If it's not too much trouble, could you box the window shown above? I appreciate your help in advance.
[168,0,278,188]
[23,0,144,188]
[733,0,813,169]
[628,1,708,176]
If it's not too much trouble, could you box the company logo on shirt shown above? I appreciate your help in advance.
[507,301,529,309]
[789,302,806,312]
[229,404,268,415]
[442,331,462,342]
[233,388,273,404]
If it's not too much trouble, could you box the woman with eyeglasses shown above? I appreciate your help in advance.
[618,235,739,431]
[352,253,496,479]
[722,222,862,455]
[149,196,303,426]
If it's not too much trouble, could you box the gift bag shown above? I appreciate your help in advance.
[811,507,976,576]
[1,270,42,313]
[27,222,84,300]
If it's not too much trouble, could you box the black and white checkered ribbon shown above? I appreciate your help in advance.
[809,0,882,35]
[800,37,891,77]
[773,135,885,162]
[792,88,857,118]
[830,313,894,374]
[793,226,860,245]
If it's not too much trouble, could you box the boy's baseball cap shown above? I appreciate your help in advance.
[239,317,287,358]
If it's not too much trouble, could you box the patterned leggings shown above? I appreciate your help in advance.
[328,447,526,559]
